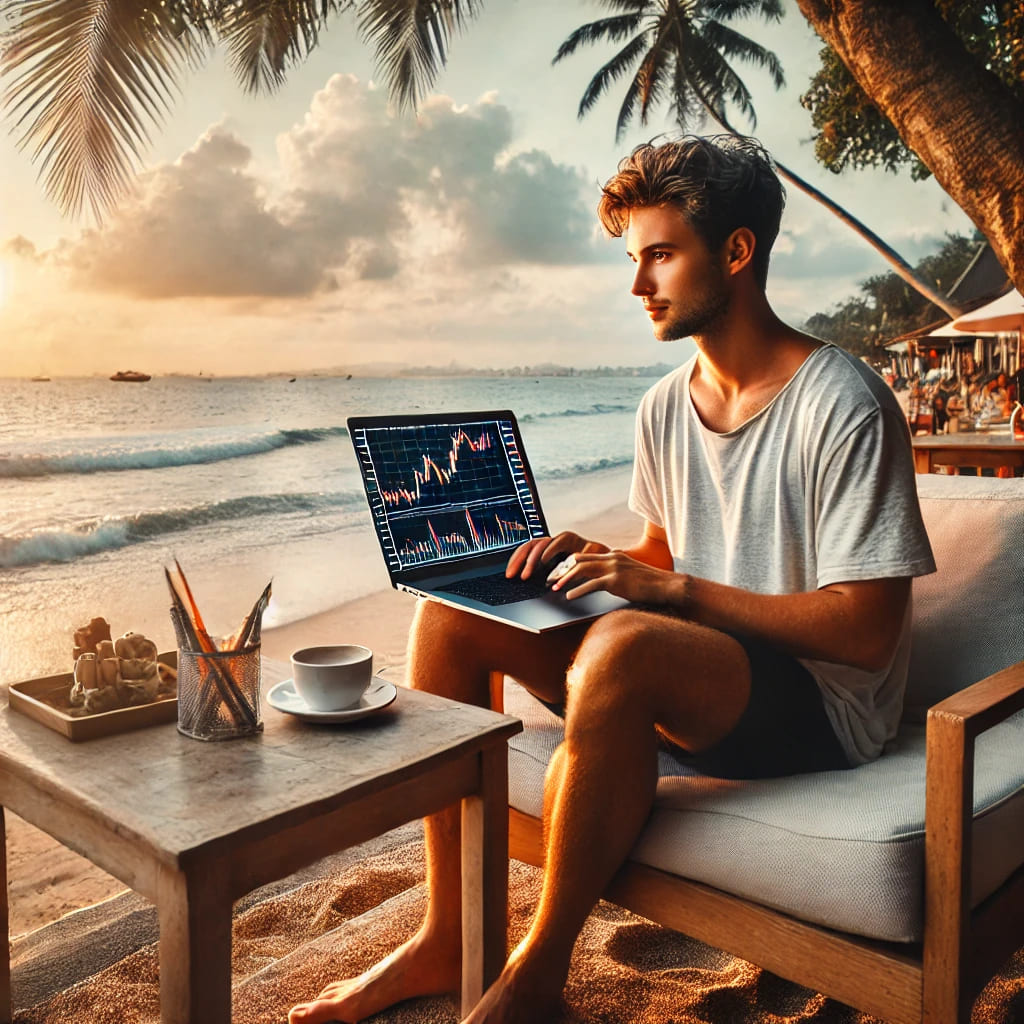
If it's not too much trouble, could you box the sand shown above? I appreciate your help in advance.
[11,823,1024,1023]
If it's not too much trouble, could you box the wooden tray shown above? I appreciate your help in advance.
[7,652,178,742]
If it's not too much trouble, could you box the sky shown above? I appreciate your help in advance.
[0,0,976,377]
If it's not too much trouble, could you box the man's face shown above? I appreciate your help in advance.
[625,205,730,342]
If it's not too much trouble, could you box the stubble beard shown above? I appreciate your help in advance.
[655,288,731,342]
[651,264,732,342]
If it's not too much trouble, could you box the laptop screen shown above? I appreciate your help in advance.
[348,412,548,577]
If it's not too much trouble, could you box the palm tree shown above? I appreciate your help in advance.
[0,0,481,221]
[554,0,962,317]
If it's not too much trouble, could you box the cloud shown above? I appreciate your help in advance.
[56,75,603,301]
[59,126,332,298]
[3,235,39,261]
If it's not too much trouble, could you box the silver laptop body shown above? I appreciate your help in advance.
[348,410,629,632]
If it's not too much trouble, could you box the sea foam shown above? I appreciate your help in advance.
[0,491,361,567]
[0,425,349,478]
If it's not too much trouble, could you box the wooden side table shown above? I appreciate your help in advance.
[0,662,521,1022]
[912,433,1024,474]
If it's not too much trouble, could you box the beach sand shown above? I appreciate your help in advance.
[5,500,643,940]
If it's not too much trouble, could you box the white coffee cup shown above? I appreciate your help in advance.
[290,644,374,712]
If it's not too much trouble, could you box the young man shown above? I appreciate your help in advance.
[289,135,935,1024]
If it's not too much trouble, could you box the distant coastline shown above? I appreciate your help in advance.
[13,361,679,382]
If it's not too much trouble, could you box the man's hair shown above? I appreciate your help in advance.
[598,135,786,288]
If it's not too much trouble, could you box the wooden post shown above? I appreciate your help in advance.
[922,708,973,1023]
[156,861,233,1024]
[460,745,510,1016]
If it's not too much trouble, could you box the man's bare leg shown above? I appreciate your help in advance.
[289,600,584,1024]
[462,610,751,1024]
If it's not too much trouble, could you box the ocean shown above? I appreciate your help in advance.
[0,373,662,681]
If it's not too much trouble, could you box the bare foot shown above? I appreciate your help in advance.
[288,927,460,1024]
[461,958,565,1024]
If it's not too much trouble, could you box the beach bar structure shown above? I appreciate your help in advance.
[881,241,1021,383]
[883,288,1022,385]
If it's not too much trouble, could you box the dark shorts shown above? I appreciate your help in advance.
[542,630,852,781]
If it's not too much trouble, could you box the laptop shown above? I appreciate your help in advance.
[347,410,630,632]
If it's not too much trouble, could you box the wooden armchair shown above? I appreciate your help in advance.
[495,473,1024,1023]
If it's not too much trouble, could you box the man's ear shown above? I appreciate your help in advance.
[724,227,756,276]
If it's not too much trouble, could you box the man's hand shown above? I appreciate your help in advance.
[548,548,684,606]
[505,532,610,582]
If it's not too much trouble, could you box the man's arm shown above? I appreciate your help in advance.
[558,522,911,674]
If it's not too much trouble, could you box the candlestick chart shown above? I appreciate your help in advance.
[377,426,505,510]
[352,418,545,571]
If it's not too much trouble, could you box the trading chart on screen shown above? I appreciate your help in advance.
[350,418,545,572]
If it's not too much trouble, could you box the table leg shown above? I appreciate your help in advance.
[157,862,232,1024]
[460,745,510,1017]
[0,807,11,1024]
[914,449,933,475]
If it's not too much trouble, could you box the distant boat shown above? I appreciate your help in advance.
[30,374,51,382]
[110,370,152,382]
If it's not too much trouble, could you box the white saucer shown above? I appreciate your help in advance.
[267,677,398,723]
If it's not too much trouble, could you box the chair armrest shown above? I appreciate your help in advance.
[923,659,1024,1013]
[928,659,1024,736]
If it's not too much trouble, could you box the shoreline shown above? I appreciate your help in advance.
[6,497,642,940]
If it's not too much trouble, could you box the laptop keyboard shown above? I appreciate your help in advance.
[437,572,550,606]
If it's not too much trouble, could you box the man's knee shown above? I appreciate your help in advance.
[571,609,678,678]
[567,610,734,709]
[564,610,669,714]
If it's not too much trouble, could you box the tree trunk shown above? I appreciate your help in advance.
[795,0,1024,297]
[704,108,962,317]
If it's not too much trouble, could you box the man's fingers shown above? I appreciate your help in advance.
[506,537,548,577]
[545,554,577,585]
[562,573,611,601]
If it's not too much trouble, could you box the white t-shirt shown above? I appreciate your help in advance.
[629,343,936,764]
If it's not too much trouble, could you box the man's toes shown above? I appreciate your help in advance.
[288,999,344,1024]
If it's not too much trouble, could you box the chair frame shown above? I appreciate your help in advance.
[493,659,1024,1023]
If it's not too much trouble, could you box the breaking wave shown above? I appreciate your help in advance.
[0,491,360,568]
[0,425,350,478]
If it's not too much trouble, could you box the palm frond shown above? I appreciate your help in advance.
[1,0,209,220]
[553,13,644,65]
[700,20,784,89]
[670,56,711,131]
[615,71,644,141]
[704,0,783,23]
[614,49,675,141]
[577,33,650,118]
[684,38,756,126]
[216,1,348,93]
[686,57,742,125]
[590,0,648,10]
[356,0,482,110]
[632,34,672,127]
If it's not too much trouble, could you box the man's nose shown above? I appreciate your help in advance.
[631,265,653,296]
